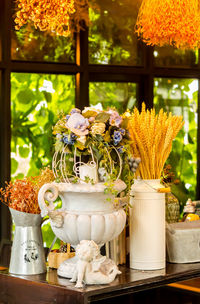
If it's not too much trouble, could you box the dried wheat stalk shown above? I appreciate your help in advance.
[128,103,184,179]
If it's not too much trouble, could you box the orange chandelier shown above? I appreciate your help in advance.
[135,0,200,49]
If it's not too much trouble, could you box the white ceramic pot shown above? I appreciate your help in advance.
[38,180,126,248]
[129,179,165,270]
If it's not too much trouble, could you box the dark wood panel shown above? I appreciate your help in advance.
[11,61,80,74]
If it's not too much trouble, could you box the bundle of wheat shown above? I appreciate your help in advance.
[128,103,184,179]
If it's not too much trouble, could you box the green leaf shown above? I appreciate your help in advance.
[121,117,129,129]
[91,145,102,160]
[42,222,61,249]
[14,173,24,180]
[43,91,52,103]
[11,158,18,175]
[171,183,189,208]
[17,89,35,104]
[14,73,29,83]
[48,111,54,124]
[55,140,64,152]
[182,150,192,160]
[95,112,110,123]
[11,140,17,153]
[75,141,86,150]
[95,134,104,142]
[19,146,30,158]
[27,159,40,177]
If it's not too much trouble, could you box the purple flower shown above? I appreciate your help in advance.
[119,128,125,136]
[113,130,122,146]
[66,113,89,136]
[63,133,77,145]
[108,110,122,127]
[117,146,124,154]
[71,133,77,140]
[66,115,70,121]
[70,108,81,115]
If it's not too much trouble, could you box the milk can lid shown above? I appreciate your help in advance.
[130,179,162,194]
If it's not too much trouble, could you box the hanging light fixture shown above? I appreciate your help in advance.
[14,0,92,37]
[135,0,200,49]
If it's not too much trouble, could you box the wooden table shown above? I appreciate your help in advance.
[0,263,200,304]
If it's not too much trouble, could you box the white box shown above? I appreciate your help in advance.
[166,220,200,263]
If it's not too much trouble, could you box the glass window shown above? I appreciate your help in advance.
[89,82,137,113]
[154,78,198,204]
[89,0,143,66]
[154,46,198,67]
[12,5,75,63]
[11,73,75,179]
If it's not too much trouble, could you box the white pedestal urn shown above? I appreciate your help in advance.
[129,179,165,270]
[38,180,126,281]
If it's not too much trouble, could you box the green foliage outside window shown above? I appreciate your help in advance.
[12,23,75,62]
[154,78,198,213]
[11,72,75,247]
[89,0,143,65]
[89,82,137,113]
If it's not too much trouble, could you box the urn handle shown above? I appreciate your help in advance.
[38,183,59,217]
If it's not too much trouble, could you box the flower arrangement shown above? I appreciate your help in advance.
[15,0,75,36]
[14,0,97,37]
[161,164,180,186]
[128,103,184,179]
[0,167,54,214]
[52,107,134,189]
[135,0,200,49]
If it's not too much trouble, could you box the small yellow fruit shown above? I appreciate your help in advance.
[186,214,200,221]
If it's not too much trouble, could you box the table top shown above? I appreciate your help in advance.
[1,263,200,303]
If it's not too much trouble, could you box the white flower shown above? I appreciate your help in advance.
[77,135,87,146]
[91,123,106,135]
[98,167,108,182]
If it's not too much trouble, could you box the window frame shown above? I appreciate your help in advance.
[0,0,200,245]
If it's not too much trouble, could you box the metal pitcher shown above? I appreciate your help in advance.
[9,208,46,275]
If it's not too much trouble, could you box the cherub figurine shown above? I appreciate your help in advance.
[70,240,121,288]
[183,198,200,220]
[183,198,196,214]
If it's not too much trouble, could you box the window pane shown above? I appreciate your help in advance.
[154,46,198,67]
[89,82,137,113]
[89,0,143,66]
[154,78,198,204]
[12,4,75,63]
[11,73,75,179]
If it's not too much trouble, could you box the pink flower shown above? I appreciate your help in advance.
[66,113,89,136]
[108,110,122,127]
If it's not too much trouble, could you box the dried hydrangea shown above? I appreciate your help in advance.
[0,167,54,214]
[14,0,95,37]
[135,0,200,49]
[15,0,76,37]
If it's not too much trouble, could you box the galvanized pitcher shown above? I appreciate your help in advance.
[9,208,46,275]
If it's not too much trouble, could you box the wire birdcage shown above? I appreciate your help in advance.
[52,144,122,184]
